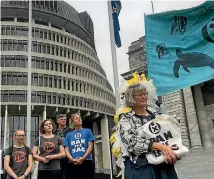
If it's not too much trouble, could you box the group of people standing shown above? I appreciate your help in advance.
[1,113,95,179]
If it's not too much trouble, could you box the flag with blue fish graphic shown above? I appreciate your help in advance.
[145,1,214,96]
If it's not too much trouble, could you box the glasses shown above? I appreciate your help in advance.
[16,134,25,137]
[134,92,148,97]
[60,118,66,121]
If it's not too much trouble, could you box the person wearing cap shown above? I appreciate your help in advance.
[55,114,72,179]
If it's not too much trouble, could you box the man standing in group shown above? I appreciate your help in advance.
[64,113,95,179]
[4,130,33,179]
[55,113,72,179]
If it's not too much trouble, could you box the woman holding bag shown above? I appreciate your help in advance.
[32,119,65,179]
[118,78,179,179]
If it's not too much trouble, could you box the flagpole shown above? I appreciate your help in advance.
[107,1,120,109]
[151,1,155,14]
[27,0,32,147]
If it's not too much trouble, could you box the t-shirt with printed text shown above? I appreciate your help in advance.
[64,128,95,160]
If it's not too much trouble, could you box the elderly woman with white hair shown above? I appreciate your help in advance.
[119,82,179,179]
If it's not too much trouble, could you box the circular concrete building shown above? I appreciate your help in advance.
[1,1,115,178]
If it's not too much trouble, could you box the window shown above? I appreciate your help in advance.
[33,73,38,86]
[6,26,10,35]
[56,47,59,56]
[36,58,40,69]
[48,31,51,40]
[44,31,47,39]
[13,41,18,51]
[54,78,57,88]
[3,40,8,51]
[33,42,37,52]
[1,57,5,67]
[46,60,49,70]
[63,78,66,89]
[52,46,55,55]
[38,44,41,53]
[40,30,43,38]
[39,75,43,86]
[1,26,6,35]
[47,93,51,104]
[49,77,52,88]
[60,63,63,72]
[44,76,48,87]
[34,29,40,38]
[55,62,58,71]
[53,94,56,104]
[57,34,59,42]
[2,73,7,85]
[42,93,46,103]
[23,41,28,51]
[68,64,71,74]
[10,57,15,67]
[20,57,26,68]
[59,78,62,89]
[47,45,50,54]
[42,44,46,54]
[68,81,70,90]
[50,61,54,70]
[64,64,67,73]
[53,33,55,41]
[41,59,45,69]
[8,41,13,51]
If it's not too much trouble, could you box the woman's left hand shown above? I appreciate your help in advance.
[45,155,53,161]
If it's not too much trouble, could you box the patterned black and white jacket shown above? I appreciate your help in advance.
[119,109,155,163]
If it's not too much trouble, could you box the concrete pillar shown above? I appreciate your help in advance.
[183,87,202,148]
[193,85,213,149]
[42,106,46,120]
[4,105,9,149]
[101,116,112,176]
[93,121,100,172]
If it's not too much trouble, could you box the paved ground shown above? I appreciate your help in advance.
[175,149,214,179]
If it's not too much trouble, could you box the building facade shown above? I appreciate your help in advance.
[122,36,214,150]
[0,1,115,178]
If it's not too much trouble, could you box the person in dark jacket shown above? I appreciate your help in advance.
[55,114,72,179]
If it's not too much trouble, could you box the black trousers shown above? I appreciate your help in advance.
[37,170,62,179]
[60,158,72,179]
[67,160,94,179]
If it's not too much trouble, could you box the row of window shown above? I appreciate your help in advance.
[1,72,114,103]
[1,25,97,60]
[1,116,39,148]
[0,55,111,91]
[1,39,105,75]
[0,90,114,114]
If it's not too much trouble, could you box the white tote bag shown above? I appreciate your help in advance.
[141,114,189,165]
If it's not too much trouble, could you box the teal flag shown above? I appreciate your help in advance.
[145,1,214,96]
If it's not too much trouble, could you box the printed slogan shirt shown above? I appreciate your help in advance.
[119,110,155,163]
[64,128,95,160]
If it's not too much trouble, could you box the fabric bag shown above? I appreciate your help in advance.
[141,114,189,165]
[31,136,40,179]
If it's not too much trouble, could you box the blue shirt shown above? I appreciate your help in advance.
[64,128,95,160]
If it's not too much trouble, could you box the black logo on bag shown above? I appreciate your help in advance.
[149,122,161,134]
